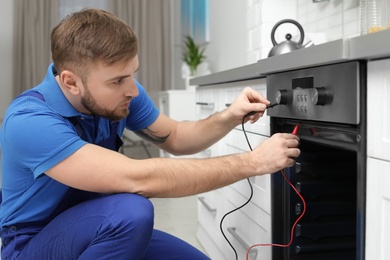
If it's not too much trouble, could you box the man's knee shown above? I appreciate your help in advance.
[104,193,154,234]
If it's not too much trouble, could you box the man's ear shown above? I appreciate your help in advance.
[60,70,82,96]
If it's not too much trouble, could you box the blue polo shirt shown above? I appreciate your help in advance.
[0,64,159,228]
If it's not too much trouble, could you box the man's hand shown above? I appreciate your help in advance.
[251,133,301,175]
[225,87,270,125]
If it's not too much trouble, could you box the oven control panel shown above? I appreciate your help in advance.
[266,61,362,124]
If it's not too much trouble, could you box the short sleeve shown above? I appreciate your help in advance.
[1,98,86,178]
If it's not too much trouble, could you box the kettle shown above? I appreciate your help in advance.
[268,19,305,57]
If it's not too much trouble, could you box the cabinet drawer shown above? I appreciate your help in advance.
[197,189,227,236]
[225,129,268,152]
[228,178,271,215]
[197,189,235,260]
[196,225,226,260]
[367,60,390,161]
[198,186,272,260]
[196,88,220,119]
[222,188,272,260]
[225,130,271,213]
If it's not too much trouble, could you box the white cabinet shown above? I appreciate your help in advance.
[366,59,390,260]
[195,78,271,260]
[158,89,196,158]
[158,89,196,121]
[367,60,390,161]
[225,130,271,214]
[366,158,390,260]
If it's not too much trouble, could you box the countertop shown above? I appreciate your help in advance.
[190,29,390,87]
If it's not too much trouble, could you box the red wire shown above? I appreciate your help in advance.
[245,169,306,260]
[246,123,305,260]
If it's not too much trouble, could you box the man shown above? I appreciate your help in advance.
[0,8,300,260]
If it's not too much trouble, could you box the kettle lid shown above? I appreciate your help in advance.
[268,19,305,57]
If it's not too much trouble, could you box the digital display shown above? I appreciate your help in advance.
[292,76,314,89]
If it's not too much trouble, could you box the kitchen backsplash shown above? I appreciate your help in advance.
[247,0,360,62]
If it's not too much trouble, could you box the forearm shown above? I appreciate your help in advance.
[146,87,270,155]
[163,109,238,155]
[46,133,300,199]
[46,144,256,198]
[131,153,255,198]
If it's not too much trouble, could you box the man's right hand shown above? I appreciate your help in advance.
[251,133,301,175]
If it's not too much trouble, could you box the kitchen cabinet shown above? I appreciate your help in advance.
[366,59,390,161]
[366,158,390,260]
[158,89,197,121]
[195,86,224,158]
[195,78,270,260]
[158,89,196,158]
[366,59,390,260]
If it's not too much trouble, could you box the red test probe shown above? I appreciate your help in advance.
[292,123,300,135]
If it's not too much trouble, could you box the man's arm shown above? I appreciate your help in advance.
[46,87,299,198]
[45,133,300,198]
[136,87,271,155]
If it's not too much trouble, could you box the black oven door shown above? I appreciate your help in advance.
[270,118,366,260]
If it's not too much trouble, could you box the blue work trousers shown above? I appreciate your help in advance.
[1,193,209,260]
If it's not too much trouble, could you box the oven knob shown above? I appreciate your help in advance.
[312,87,327,106]
[276,89,289,105]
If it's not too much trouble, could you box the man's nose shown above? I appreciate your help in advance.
[126,78,139,97]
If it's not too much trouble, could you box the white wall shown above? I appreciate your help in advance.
[188,0,359,75]
[247,0,360,61]
[171,0,248,89]
[0,0,14,123]
[205,0,247,73]
[297,0,360,43]
[247,0,298,62]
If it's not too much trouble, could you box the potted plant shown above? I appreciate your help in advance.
[182,35,207,77]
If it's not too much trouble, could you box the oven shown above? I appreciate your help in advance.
[266,61,366,260]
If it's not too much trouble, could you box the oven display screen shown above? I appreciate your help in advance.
[292,76,314,90]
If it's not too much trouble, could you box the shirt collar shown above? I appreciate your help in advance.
[36,64,88,119]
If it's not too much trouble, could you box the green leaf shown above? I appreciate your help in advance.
[182,35,207,76]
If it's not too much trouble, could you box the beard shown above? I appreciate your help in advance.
[81,85,130,122]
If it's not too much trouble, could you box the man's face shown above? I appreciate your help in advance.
[79,56,140,121]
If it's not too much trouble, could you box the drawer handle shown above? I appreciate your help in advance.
[227,227,258,256]
[196,102,214,107]
[198,196,216,213]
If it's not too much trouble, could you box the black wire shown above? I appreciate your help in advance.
[219,114,255,260]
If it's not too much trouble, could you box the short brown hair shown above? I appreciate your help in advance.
[51,8,138,77]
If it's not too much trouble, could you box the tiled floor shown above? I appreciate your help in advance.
[122,135,207,255]
[151,196,206,253]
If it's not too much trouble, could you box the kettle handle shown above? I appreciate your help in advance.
[271,19,305,46]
